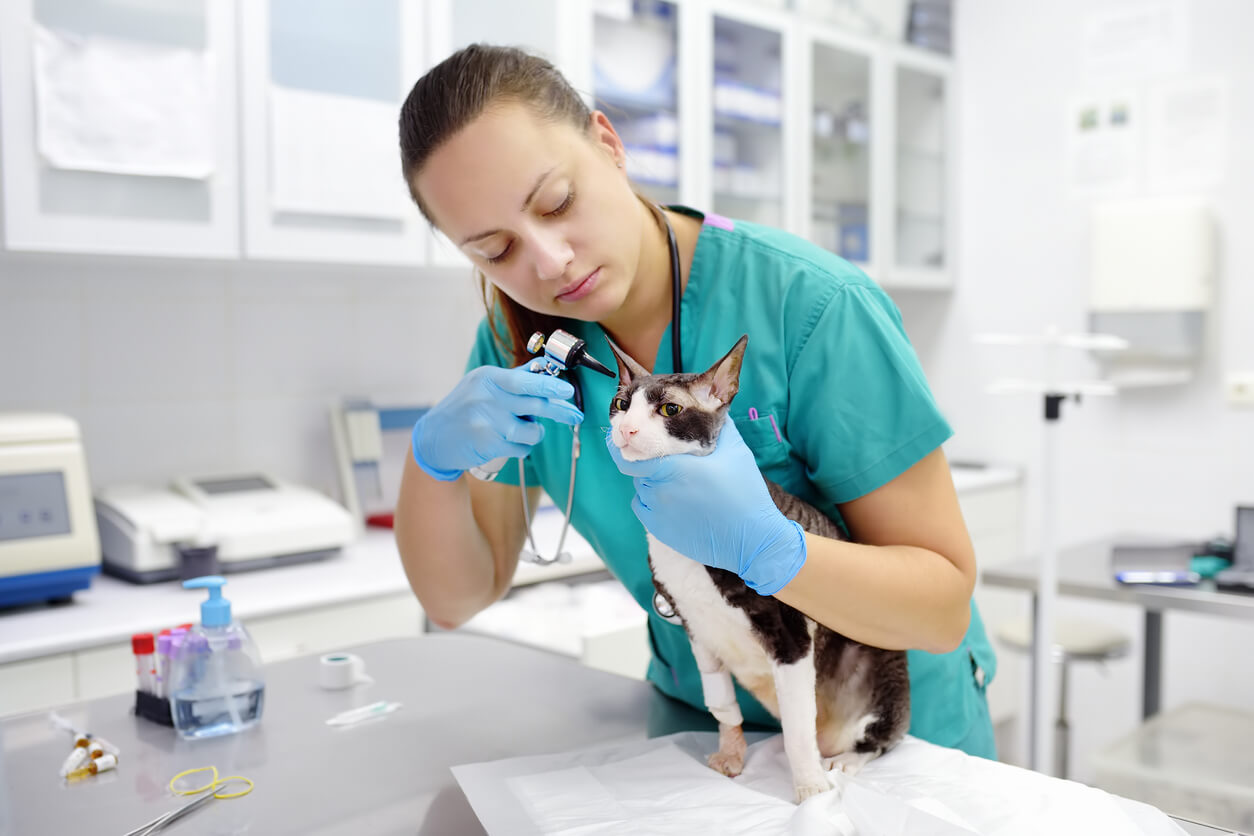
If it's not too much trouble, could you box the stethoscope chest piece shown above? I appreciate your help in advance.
[652,591,683,626]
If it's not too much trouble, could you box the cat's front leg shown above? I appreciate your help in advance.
[691,640,746,778]
[772,652,830,802]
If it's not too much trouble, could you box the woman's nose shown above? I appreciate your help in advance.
[533,230,573,282]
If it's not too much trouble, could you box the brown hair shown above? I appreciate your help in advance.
[398,44,591,367]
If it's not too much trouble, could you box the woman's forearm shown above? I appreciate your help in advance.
[393,452,518,629]
[773,534,974,654]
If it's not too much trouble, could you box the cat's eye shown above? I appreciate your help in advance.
[661,403,683,417]
[611,397,629,412]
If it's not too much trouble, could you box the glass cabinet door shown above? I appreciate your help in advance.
[593,1,680,208]
[893,65,947,274]
[810,42,872,268]
[710,14,784,227]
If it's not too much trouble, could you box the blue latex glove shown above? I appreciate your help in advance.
[412,362,583,481]
[605,419,806,596]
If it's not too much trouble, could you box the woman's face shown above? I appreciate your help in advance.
[415,102,643,323]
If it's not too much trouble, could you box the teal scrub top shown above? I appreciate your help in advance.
[466,207,998,758]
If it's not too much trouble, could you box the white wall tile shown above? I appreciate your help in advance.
[0,295,83,408]
[80,400,236,486]
[232,299,359,397]
[83,296,231,403]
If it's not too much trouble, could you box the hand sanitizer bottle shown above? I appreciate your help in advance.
[169,576,265,739]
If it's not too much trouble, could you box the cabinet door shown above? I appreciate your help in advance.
[239,0,428,265]
[805,30,875,271]
[886,49,952,288]
[0,0,239,257]
[590,1,683,209]
[706,5,794,230]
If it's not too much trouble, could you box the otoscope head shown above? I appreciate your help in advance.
[530,329,615,377]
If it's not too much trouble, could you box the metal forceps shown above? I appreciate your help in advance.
[123,770,253,836]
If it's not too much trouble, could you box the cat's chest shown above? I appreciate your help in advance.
[648,535,768,670]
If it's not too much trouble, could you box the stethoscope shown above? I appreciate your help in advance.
[469,209,686,622]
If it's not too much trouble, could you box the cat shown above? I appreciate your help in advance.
[607,334,910,802]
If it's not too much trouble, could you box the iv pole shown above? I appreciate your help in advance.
[976,327,1126,775]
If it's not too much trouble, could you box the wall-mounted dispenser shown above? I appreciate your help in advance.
[1088,198,1215,387]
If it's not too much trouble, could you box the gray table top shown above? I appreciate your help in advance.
[981,539,1254,619]
[0,632,1240,835]
[0,634,653,835]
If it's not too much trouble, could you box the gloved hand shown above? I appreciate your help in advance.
[605,419,806,596]
[412,362,583,481]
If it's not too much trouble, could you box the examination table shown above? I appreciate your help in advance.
[0,634,1236,834]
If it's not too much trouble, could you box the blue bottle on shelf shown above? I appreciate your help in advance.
[168,576,265,739]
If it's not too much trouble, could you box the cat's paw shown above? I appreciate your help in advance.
[823,750,875,777]
[707,749,745,777]
[793,776,831,803]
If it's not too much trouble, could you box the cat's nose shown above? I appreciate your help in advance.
[623,426,638,437]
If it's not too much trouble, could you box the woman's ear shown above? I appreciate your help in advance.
[588,110,626,169]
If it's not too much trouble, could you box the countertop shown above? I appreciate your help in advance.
[0,464,1020,665]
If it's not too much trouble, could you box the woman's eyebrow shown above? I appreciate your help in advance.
[459,166,557,246]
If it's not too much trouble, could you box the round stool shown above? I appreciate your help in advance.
[996,617,1132,778]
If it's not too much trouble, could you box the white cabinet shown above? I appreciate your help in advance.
[0,0,240,258]
[237,0,429,265]
[0,0,955,282]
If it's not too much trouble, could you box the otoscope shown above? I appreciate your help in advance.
[468,329,615,481]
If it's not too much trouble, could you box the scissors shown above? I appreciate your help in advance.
[123,767,254,836]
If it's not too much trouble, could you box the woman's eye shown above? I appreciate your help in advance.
[487,242,513,264]
[546,189,574,217]
[661,403,683,417]
[612,397,628,412]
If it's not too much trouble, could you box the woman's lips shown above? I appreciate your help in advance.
[555,268,600,302]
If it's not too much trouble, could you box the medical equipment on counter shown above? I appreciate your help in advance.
[0,412,100,608]
[326,700,401,727]
[95,472,354,583]
[1215,506,1254,593]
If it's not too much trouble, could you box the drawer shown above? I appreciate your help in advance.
[0,653,74,718]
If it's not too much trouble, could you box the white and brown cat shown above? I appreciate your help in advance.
[608,335,910,802]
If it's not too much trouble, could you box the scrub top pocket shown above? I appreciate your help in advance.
[735,411,791,471]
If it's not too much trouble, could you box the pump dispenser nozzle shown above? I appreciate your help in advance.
[183,575,231,627]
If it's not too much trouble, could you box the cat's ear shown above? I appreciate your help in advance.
[606,338,650,386]
[701,335,748,406]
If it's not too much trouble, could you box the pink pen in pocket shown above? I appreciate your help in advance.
[746,407,783,442]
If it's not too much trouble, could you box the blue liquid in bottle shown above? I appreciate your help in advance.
[171,680,265,739]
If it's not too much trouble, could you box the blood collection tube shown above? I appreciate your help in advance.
[155,633,173,698]
[132,633,156,695]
